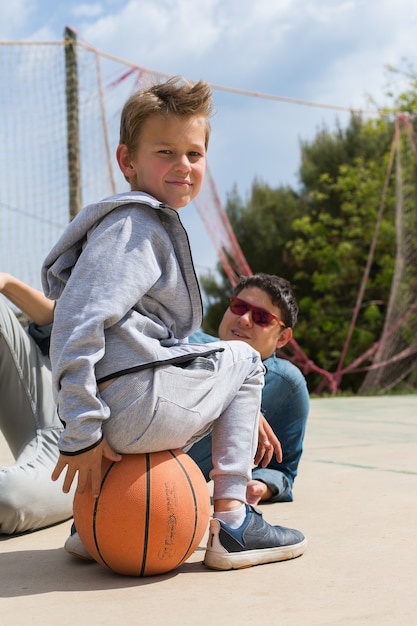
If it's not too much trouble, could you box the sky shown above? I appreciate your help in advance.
[2,0,417,277]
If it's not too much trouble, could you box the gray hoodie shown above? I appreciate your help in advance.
[42,191,221,454]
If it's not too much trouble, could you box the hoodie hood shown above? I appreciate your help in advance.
[42,192,164,300]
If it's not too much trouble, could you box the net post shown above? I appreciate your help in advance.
[64,26,81,219]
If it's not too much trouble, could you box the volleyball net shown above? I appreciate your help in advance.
[1,33,416,394]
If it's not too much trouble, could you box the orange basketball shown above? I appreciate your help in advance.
[73,449,211,576]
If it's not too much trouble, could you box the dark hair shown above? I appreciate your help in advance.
[233,273,299,328]
[119,76,213,153]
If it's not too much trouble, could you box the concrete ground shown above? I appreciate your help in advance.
[1,394,417,626]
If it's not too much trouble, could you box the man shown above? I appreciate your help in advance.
[188,273,309,504]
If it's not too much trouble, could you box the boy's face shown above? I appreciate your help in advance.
[218,286,292,360]
[117,114,207,210]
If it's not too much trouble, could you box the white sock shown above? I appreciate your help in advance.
[214,503,246,529]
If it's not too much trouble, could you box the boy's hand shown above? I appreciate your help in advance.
[51,438,122,497]
[254,413,282,468]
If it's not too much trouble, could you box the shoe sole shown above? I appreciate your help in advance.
[204,537,308,570]
[64,536,94,561]
[65,548,94,561]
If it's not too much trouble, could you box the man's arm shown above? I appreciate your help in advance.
[0,272,55,326]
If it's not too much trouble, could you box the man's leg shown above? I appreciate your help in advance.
[0,300,73,534]
[187,432,213,481]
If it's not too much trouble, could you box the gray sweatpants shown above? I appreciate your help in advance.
[0,299,74,534]
[101,342,264,504]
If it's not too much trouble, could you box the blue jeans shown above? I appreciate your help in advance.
[188,331,309,502]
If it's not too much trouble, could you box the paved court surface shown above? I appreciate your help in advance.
[1,394,417,625]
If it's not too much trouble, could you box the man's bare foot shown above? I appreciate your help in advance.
[246,479,273,505]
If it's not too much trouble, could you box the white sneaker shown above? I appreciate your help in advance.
[64,523,93,560]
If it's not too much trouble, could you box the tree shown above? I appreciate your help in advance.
[201,112,398,392]
[291,147,396,390]
[200,181,306,335]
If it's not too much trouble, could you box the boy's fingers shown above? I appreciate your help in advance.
[51,465,62,482]
[91,466,103,498]
[63,466,77,494]
[51,456,66,482]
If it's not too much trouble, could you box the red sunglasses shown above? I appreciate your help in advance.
[229,296,286,328]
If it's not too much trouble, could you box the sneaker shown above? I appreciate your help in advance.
[64,523,94,561]
[204,504,307,570]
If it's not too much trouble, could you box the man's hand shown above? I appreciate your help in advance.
[254,413,282,468]
[51,438,122,497]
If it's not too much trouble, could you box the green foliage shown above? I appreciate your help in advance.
[200,67,417,393]
[226,181,306,277]
[289,141,396,388]
[199,272,232,336]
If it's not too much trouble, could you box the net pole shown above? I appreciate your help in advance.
[65,26,81,219]
[334,121,399,378]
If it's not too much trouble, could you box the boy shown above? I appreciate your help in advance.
[0,271,307,533]
[42,77,306,570]
[188,273,309,505]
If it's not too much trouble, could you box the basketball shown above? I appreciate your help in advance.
[73,449,211,576]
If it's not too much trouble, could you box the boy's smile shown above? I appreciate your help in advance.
[117,114,207,210]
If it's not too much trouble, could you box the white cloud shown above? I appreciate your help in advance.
[0,0,34,39]
[73,3,103,18]
[2,0,417,276]
[79,0,225,70]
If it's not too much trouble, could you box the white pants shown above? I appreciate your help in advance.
[0,299,74,534]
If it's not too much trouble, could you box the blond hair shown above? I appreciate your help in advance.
[119,77,213,153]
